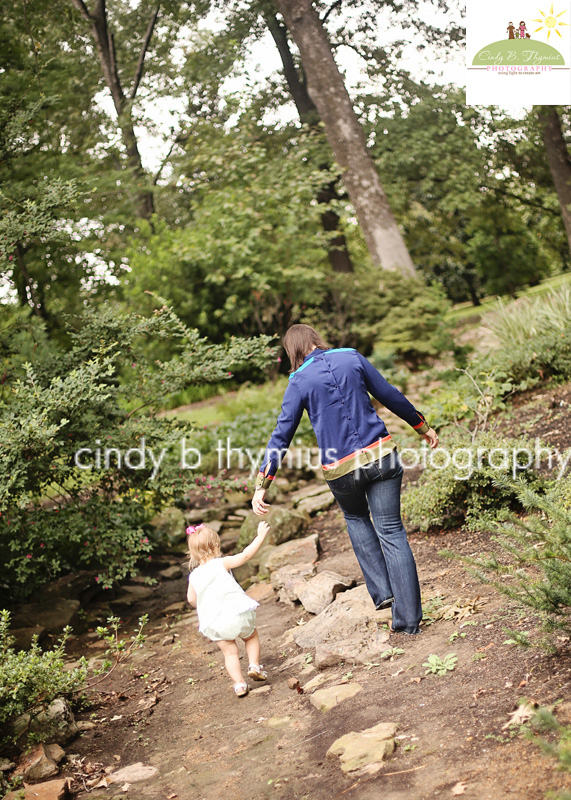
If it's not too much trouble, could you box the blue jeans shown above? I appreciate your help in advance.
[326,449,422,634]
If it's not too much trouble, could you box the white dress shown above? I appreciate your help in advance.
[189,558,259,642]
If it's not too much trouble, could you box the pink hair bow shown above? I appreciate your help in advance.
[186,524,202,536]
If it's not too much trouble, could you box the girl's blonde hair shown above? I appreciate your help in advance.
[187,524,221,569]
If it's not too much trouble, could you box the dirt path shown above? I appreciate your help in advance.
[66,508,571,800]
[59,381,571,800]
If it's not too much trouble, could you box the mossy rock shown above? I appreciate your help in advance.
[238,505,309,550]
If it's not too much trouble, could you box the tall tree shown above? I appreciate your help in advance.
[537,106,571,257]
[263,6,353,273]
[273,0,416,276]
[69,0,159,219]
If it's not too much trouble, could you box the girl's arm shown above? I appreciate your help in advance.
[187,581,197,606]
[223,522,270,570]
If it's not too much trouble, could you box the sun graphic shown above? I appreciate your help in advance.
[533,2,569,40]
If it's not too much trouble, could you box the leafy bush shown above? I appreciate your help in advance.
[478,289,571,386]
[424,364,532,438]
[527,706,571,799]
[461,476,571,636]
[0,303,274,598]
[402,428,542,531]
[0,610,87,743]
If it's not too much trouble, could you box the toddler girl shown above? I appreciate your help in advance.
[186,521,270,697]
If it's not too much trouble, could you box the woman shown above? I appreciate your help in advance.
[251,324,439,634]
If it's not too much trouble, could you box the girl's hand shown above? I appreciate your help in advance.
[422,427,439,449]
[257,520,270,540]
[252,488,270,516]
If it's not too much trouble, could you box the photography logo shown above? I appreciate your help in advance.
[466,1,571,104]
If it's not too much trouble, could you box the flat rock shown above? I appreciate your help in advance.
[158,565,182,580]
[297,570,353,615]
[270,562,316,604]
[11,599,80,634]
[246,582,275,602]
[219,528,240,553]
[326,721,397,774]
[4,779,70,800]
[161,602,188,615]
[76,720,96,731]
[37,571,97,602]
[310,682,363,712]
[17,744,60,781]
[265,534,319,573]
[293,584,391,665]
[107,762,159,784]
[290,483,328,504]
[119,584,154,599]
[297,492,335,516]
[9,626,46,651]
[238,505,309,550]
[302,673,334,693]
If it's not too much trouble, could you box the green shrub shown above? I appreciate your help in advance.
[0,304,274,598]
[402,428,542,531]
[0,610,87,743]
[460,476,571,637]
[527,706,571,799]
[479,289,571,385]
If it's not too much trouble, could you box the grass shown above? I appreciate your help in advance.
[447,272,571,323]
[163,377,289,427]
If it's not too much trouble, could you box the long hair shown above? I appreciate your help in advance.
[187,524,221,570]
[282,324,329,372]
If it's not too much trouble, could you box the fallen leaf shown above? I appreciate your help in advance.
[452,781,467,795]
[410,677,422,684]
[391,668,405,677]
[502,701,536,729]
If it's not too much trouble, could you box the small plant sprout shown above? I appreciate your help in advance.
[423,653,458,676]
[88,614,148,688]
[380,647,405,661]
[303,652,313,665]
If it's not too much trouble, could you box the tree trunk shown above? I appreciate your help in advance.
[264,8,353,272]
[70,0,156,219]
[273,0,415,276]
[537,106,571,257]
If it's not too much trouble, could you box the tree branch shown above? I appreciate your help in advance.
[320,0,342,24]
[153,135,178,185]
[69,0,91,22]
[130,3,161,101]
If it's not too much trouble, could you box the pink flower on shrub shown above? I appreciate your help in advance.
[26,554,32,559]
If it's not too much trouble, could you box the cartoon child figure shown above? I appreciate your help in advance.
[515,28,520,38]
[519,21,527,39]
[507,21,515,39]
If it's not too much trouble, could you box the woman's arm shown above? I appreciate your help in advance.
[223,522,270,570]
[254,381,304,492]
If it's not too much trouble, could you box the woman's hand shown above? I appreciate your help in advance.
[422,427,439,449]
[252,488,270,516]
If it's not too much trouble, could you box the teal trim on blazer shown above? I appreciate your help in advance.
[327,348,355,353]
[289,356,315,379]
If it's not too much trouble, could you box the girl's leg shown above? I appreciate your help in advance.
[216,639,244,684]
[243,629,261,666]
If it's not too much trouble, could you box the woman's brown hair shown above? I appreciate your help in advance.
[282,324,329,372]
